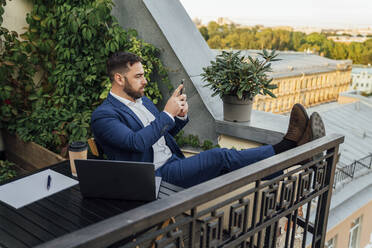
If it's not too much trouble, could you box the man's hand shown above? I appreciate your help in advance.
[164,84,184,117]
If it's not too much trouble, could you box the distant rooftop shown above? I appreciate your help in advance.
[352,67,372,74]
[213,49,352,79]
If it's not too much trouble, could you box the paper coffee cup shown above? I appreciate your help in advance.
[68,141,88,177]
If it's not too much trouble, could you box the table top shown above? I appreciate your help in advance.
[0,161,183,248]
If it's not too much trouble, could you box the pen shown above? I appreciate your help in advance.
[47,175,52,190]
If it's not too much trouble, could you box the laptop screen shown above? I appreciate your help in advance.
[75,159,160,201]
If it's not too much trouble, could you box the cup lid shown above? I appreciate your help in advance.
[69,141,88,152]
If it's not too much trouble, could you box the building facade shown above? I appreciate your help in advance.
[251,51,352,114]
[328,36,368,43]
[350,67,372,94]
[326,200,372,248]
[255,69,351,114]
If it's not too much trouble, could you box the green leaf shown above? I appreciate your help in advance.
[32,15,41,21]
[4,86,13,91]
[28,95,38,100]
[71,21,78,33]
[86,29,92,40]
[11,109,18,115]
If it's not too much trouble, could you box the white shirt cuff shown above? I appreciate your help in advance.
[163,111,175,122]
[176,115,188,121]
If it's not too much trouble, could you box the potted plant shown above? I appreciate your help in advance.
[201,50,280,122]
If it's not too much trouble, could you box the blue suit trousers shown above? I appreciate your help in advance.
[155,145,275,188]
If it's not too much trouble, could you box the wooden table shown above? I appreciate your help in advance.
[0,161,183,248]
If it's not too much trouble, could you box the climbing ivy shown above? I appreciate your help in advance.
[0,0,169,156]
[0,0,36,130]
[0,0,219,156]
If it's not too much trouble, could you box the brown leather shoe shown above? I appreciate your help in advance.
[310,112,326,140]
[283,104,309,143]
[297,118,313,146]
[298,112,326,146]
[298,112,326,165]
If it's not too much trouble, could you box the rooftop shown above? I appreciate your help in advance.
[352,67,372,74]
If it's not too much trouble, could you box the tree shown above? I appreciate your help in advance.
[222,33,240,49]
[207,21,221,38]
[239,32,255,49]
[198,21,372,65]
[199,26,209,41]
[207,35,223,49]
[290,32,306,50]
[256,28,274,49]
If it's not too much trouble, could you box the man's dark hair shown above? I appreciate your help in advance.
[107,51,143,81]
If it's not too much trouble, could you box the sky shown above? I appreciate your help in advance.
[179,0,372,29]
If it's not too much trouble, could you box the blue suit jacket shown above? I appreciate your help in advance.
[91,94,187,163]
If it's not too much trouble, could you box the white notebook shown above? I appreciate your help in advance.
[0,169,78,209]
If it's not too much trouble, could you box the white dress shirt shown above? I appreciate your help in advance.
[110,92,179,170]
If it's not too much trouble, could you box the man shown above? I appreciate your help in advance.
[91,51,325,188]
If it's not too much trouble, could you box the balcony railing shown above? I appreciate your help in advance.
[37,133,344,248]
[334,153,372,188]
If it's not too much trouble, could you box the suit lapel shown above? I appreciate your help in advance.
[107,94,144,128]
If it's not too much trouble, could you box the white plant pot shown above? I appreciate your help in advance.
[222,95,253,122]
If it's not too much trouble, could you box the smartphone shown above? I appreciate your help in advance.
[179,79,185,95]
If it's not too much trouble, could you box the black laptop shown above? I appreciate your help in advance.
[74,159,162,201]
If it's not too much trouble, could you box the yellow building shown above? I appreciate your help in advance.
[219,50,352,114]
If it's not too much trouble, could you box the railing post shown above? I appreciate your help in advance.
[333,170,338,189]
[189,208,196,248]
[312,145,339,247]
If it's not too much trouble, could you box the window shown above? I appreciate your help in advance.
[349,216,362,248]
[325,236,337,248]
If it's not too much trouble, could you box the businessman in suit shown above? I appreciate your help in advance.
[91,52,320,188]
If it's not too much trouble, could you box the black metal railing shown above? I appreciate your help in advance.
[37,134,344,248]
[333,153,372,188]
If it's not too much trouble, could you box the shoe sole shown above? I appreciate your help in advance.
[310,112,326,162]
[310,112,326,140]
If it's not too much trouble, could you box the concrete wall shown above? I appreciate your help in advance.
[2,0,32,35]
[111,0,219,143]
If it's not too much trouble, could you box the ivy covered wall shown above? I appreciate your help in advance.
[0,0,218,157]
[0,0,169,156]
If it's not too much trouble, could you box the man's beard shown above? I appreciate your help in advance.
[123,77,143,100]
